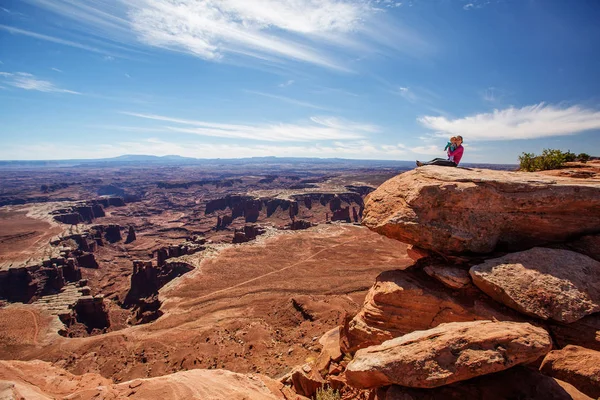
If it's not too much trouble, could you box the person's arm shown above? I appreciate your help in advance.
[448,146,464,165]
[444,142,451,150]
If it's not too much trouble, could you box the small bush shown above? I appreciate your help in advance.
[577,153,591,162]
[315,387,341,400]
[518,148,588,171]
[563,150,577,162]
[518,152,537,172]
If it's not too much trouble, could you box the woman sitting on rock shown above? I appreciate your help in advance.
[417,136,464,167]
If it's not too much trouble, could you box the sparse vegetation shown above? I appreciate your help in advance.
[518,149,592,171]
[315,387,341,400]
[578,153,591,162]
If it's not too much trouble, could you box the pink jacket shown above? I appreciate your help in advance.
[448,145,464,165]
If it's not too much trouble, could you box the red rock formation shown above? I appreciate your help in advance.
[362,167,600,254]
[342,267,524,353]
[373,367,592,400]
[125,225,137,244]
[53,212,82,225]
[123,259,194,324]
[470,248,600,323]
[76,252,99,269]
[232,225,266,244]
[0,256,81,303]
[540,345,600,398]
[332,207,351,222]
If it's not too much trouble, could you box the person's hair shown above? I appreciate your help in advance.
[456,135,463,142]
[450,136,457,141]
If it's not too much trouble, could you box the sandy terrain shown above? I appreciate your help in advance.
[0,224,411,382]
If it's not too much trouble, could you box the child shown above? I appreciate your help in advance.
[444,136,457,162]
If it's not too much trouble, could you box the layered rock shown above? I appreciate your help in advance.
[540,345,600,398]
[374,366,592,400]
[125,225,137,244]
[232,225,266,244]
[154,239,205,267]
[342,268,523,353]
[51,200,108,225]
[0,360,302,400]
[345,320,552,389]
[0,257,81,303]
[362,167,600,254]
[123,259,194,324]
[470,248,600,323]
[423,265,472,290]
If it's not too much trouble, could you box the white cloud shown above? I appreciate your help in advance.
[23,0,429,71]
[121,111,379,142]
[0,139,408,160]
[419,103,600,141]
[0,72,79,94]
[51,68,63,73]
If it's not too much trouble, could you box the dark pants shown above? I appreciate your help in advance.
[423,158,457,167]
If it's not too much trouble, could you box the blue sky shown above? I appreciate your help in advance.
[1,0,599,163]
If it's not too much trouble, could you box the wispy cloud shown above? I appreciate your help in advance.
[0,25,118,57]
[245,90,331,110]
[22,0,430,71]
[278,79,295,88]
[419,103,600,140]
[121,111,378,142]
[51,67,63,73]
[0,72,79,94]
[398,86,418,103]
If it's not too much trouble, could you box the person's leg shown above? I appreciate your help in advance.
[416,158,457,167]
[428,159,457,167]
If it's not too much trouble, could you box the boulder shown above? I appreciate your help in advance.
[540,345,600,398]
[314,327,343,375]
[342,268,523,353]
[470,248,600,323]
[423,265,472,289]
[566,234,600,262]
[290,364,325,398]
[362,167,600,254]
[345,320,552,389]
[549,314,600,351]
[374,366,592,400]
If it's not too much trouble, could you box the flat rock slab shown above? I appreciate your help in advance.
[540,345,600,399]
[470,248,600,323]
[345,320,551,389]
[423,265,472,289]
[362,167,600,254]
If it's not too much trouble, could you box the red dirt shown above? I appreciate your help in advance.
[0,225,410,382]
[0,209,62,267]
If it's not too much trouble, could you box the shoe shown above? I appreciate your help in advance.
[416,161,424,167]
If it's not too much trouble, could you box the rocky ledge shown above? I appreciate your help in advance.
[362,166,600,254]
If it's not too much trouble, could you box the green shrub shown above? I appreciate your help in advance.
[518,149,585,171]
[518,152,538,172]
[563,150,577,162]
[577,153,591,162]
[315,387,341,400]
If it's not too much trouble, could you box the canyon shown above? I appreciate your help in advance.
[1,158,599,399]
